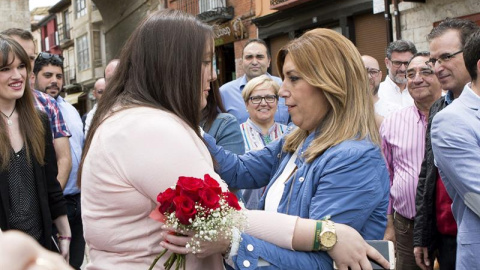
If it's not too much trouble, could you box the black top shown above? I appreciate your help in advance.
[7,146,43,242]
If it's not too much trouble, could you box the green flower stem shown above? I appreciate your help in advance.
[148,249,168,270]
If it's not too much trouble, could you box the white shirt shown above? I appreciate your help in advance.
[375,98,402,118]
[378,76,414,109]
[84,103,97,138]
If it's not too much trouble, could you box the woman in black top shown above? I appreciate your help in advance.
[0,34,70,261]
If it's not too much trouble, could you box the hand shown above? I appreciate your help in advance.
[160,226,231,259]
[383,215,396,245]
[328,223,390,270]
[414,246,432,270]
[58,238,70,263]
[0,231,73,270]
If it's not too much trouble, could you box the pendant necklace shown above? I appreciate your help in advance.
[1,107,16,126]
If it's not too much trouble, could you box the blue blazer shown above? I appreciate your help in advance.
[206,126,389,269]
[432,84,480,270]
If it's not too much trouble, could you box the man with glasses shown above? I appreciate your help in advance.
[431,29,480,270]
[34,52,85,270]
[381,52,442,270]
[378,40,417,109]
[362,55,400,122]
[414,18,479,270]
[84,78,105,136]
[1,28,72,194]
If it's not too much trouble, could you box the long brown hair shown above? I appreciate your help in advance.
[0,34,45,170]
[277,28,380,162]
[78,9,215,185]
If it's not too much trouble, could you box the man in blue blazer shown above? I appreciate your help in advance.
[431,29,480,270]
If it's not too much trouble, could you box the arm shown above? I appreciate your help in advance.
[53,137,72,189]
[432,111,480,217]
[53,215,71,262]
[211,114,245,155]
[204,132,281,189]
[379,123,395,243]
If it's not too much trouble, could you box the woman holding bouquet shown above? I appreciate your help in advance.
[79,9,388,270]
[166,29,390,269]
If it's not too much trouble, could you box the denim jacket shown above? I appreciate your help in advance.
[203,113,245,155]
[205,127,389,269]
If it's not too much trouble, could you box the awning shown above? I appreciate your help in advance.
[64,92,85,105]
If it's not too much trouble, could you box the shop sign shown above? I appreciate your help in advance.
[214,18,248,46]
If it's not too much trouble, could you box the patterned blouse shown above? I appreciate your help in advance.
[240,118,287,152]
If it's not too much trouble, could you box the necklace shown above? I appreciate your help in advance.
[1,107,16,126]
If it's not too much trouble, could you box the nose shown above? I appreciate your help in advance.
[412,73,424,84]
[209,68,217,82]
[434,61,444,75]
[11,67,22,79]
[278,80,288,98]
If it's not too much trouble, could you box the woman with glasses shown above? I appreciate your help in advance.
[239,75,287,209]
[0,35,70,259]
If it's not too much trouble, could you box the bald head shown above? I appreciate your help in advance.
[104,59,119,85]
[93,78,106,100]
[362,55,382,96]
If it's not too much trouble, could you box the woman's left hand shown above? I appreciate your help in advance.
[159,226,230,259]
[58,238,70,262]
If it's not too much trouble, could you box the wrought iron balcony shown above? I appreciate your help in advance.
[270,0,312,10]
[197,6,234,23]
[176,0,233,23]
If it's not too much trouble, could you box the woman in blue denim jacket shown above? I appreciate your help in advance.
[205,29,389,269]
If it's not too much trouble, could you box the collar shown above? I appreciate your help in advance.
[385,76,406,93]
[444,90,455,105]
[239,73,275,90]
[412,105,427,125]
[459,83,480,110]
[246,118,277,134]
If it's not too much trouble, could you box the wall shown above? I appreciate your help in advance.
[0,0,29,31]
[393,0,480,51]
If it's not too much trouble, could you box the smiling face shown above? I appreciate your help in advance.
[385,51,413,85]
[279,54,329,133]
[200,42,217,110]
[34,64,64,99]
[429,29,471,95]
[0,53,27,104]
[242,42,271,81]
[406,56,442,106]
[245,83,278,125]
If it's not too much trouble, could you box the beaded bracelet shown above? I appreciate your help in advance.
[58,235,72,241]
[312,220,323,250]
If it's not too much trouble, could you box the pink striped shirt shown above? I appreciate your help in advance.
[380,105,427,219]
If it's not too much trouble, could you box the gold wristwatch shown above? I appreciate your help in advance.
[319,220,337,251]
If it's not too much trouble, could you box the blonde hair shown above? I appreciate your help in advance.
[241,74,280,103]
[276,28,380,162]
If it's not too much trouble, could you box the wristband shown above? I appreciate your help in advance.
[312,220,323,250]
[58,235,72,241]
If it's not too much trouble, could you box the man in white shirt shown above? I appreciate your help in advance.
[378,40,417,109]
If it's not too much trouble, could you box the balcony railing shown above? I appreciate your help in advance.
[177,0,233,23]
[270,0,312,10]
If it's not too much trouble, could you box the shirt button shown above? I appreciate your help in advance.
[243,260,251,267]
[298,177,305,182]
[247,244,254,251]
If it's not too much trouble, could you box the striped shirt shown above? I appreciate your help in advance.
[32,90,71,139]
[239,118,287,152]
[380,105,427,219]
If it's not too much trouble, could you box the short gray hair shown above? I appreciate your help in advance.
[386,40,417,59]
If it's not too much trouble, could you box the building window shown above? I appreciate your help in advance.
[63,10,71,39]
[92,30,102,67]
[75,0,86,18]
[76,35,90,71]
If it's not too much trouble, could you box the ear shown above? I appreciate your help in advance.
[384,57,390,69]
[476,59,480,76]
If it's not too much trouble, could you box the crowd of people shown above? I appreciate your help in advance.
[1,8,479,270]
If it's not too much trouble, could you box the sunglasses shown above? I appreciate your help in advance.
[35,52,64,65]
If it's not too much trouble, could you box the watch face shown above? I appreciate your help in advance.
[321,231,337,248]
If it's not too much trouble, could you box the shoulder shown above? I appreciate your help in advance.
[219,77,243,92]
[324,139,380,162]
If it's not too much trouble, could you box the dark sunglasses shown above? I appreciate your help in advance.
[35,52,64,65]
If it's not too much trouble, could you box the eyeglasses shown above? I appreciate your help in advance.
[366,68,381,77]
[390,60,409,68]
[249,95,278,104]
[35,52,64,65]
[96,90,104,94]
[406,68,435,79]
[425,50,463,66]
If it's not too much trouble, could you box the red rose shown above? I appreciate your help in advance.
[176,176,204,201]
[173,195,197,225]
[204,174,222,195]
[199,188,221,210]
[223,192,241,210]
[157,188,177,214]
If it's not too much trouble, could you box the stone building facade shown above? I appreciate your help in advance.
[0,0,29,32]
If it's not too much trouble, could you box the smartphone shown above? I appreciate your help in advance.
[333,240,395,269]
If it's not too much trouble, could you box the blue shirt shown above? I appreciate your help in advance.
[432,84,480,270]
[205,127,389,269]
[219,74,290,125]
[56,96,84,195]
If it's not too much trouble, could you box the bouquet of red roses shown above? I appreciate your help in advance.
[149,174,245,270]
